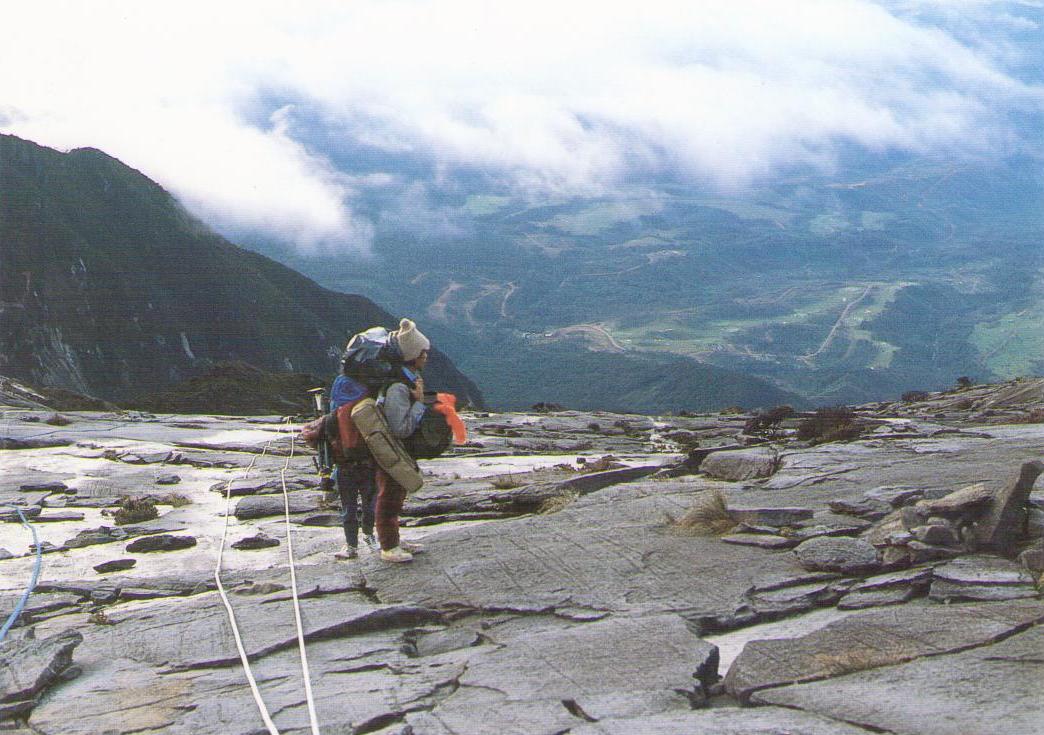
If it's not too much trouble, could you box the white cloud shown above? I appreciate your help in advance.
[0,0,1040,250]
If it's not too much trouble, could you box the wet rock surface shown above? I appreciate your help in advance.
[1,391,1042,733]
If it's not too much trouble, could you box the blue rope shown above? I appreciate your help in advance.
[0,504,43,644]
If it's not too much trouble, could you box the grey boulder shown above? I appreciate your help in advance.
[701,448,778,481]
[125,535,197,553]
[793,536,880,574]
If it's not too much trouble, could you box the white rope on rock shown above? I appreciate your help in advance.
[279,417,321,735]
[214,435,281,735]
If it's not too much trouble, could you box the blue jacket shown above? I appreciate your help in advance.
[330,375,368,410]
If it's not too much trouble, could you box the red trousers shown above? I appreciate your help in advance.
[374,467,407,551]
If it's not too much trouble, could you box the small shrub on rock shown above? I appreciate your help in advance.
[532,402,563,413]
[744,405,795,434]
[901,390,930,403]
[113,497,159,525]
[797,406,863,445]
[45,413,72,426]
[955,376,974,389]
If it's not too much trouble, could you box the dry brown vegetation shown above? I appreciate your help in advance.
[155,493,192,507]
[491,474,526,490]
[538,490,581,515]
[667,489,737,536]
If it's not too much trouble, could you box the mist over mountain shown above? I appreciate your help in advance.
[4,2,1042,411]
[0,134,483,408]
[248,148,1044,408]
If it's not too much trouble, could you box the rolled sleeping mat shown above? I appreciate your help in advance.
[350,397,424,493]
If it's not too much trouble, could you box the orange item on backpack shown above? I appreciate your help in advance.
[433,392,467,444]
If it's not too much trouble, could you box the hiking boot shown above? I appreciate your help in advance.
[334,545,358,560]
[380,547,413,563]
[399,540,425,553]
[363,533,379,551]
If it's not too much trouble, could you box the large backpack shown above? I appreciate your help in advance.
[300,401,371,464]
[341,327,405,391]
[403,406,453,459]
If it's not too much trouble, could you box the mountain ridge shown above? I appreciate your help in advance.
[0,134,484,408]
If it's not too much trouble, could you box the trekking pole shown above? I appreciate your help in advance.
[307,388,335,494]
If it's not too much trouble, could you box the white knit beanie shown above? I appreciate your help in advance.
[395,318,430,362]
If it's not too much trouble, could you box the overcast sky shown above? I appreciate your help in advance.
[2,0,1041,252]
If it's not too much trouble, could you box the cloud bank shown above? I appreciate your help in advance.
[1,0,1040,251]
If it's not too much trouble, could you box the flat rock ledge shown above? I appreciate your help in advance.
[726,599,1044,702]
[0,630,83,721]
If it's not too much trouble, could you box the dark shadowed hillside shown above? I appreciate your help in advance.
[0,135,483,408]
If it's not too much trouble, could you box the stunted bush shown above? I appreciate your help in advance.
[113,496,159,525]
[901,390,930,403]
[744,405,795,435]
[797,406,863,445]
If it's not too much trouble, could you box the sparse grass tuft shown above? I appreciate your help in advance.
[668,489,737,536]
[113,496,159,525]
[538,490,580,514]
[491,474,525,490]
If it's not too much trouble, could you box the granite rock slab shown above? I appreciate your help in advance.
[753,623,1044,735]
[0,630,82,720]
[724,599,1044,702]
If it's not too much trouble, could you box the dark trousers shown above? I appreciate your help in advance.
[336,461,376,547]
[374,467,407,551]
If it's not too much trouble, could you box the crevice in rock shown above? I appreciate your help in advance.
[738,608,1044,702]
[352,711,407,735]
[981,656,1044,664]
[164,605,443,672]
[765,700,898,734]
[561,698,598,722]
[326,663,393,675]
